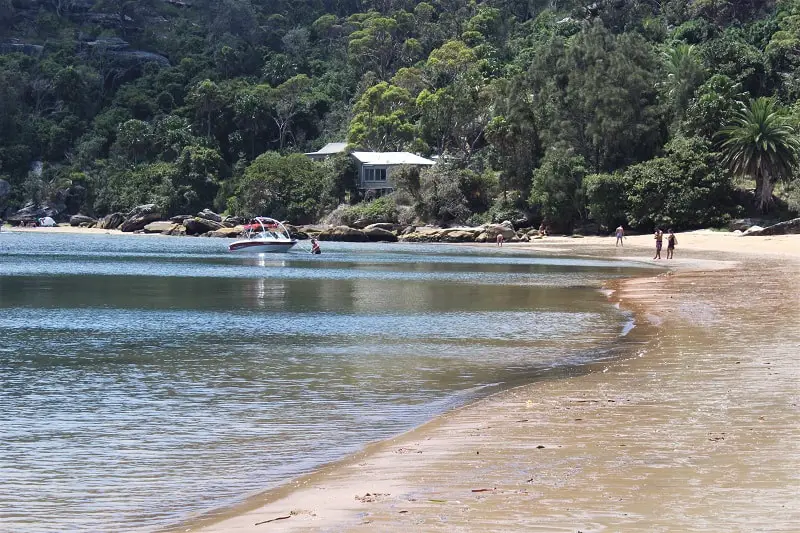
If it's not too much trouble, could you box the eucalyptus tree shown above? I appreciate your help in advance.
[719,97,800,211]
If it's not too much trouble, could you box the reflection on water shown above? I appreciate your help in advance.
[0,233,652,532]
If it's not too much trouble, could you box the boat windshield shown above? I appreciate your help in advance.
[245,218,292,240]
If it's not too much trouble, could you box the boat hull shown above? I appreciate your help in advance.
[228,239,297,253]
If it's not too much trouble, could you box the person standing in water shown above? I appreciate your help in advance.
[653,228,663,260]
[496,233,504,246]
[666,229,677,259]
[615,225,625,247]
[310,238,321,255]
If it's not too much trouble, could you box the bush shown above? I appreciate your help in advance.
[326,196,399,226]
[529,148,587,231]
[584,172,628,230]
[624,136,740,230]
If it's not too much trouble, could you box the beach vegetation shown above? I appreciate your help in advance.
[0,0,798,229]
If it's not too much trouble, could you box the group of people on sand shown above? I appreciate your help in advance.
[615,225,677,260]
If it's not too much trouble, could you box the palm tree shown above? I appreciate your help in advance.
[663,43,705,121]
[718,97,800,211]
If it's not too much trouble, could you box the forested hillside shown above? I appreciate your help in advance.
[2,0,800,230]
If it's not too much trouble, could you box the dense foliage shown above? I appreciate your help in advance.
[2,0,800,229]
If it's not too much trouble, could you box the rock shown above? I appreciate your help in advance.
[169,214,193,223]
[209,227,242,238]
[363,226,398,242]
[318,225,369,242]
[222,216,244,228]
[143,221,180,234]
[196,208,222,223]
[69,214,97,227]
[743,217,800,236]
[483,224,515,241]
[398,229,442,242]
[98,212,125,230]
[729,218,777,232]
[364,223,397,232]
[120,204,161,232]
[475,232,488,243]
[165,225,186,236]
[519,234,530,242]
[439,229,477,243]
[183,217,223,235]
[742,225,765,236]
[7,202,62,224]
[283,224,309,240]
[400,225,417,235]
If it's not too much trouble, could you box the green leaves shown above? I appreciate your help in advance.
[718,97,800,211]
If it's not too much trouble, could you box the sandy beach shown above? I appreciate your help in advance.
[155,230,798,533]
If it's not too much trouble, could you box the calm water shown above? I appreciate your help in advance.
[0,232,651,532]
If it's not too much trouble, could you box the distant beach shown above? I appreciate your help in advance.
[180,231,800,532]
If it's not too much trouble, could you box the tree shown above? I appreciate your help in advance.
[662,43,706,125]
[625,136,739,229]
[348,82,416,151]
[416,163,471,224]
[268,75,313,150]
[718,97,800,211]
[186,79,224,140]
[529,147,587,231]
[584,172,628,230]
[228,152,332,223]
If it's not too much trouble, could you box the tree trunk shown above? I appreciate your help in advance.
[756,171,775,212]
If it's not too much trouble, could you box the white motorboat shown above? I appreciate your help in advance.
[229,217,297,253]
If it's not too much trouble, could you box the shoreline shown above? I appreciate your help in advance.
[177,232,800,532]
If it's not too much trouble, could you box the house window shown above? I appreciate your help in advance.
[364,168,387,182]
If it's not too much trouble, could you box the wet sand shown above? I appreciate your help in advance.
[174,231,800,533]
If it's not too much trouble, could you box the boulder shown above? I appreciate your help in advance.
[169,214,193,223]
[729,218,777,232]
[483,223,515,241]
[222,215,245,228]
[400,225,417,235]
[475,232,489,243]
[318,225,369,242]
[743,217,800,236]
[120,204,161,232]
[364,223,397,232]
[398,228,443,242]
[439,229,477,243]
[363,226,398,242]
[283,224,309,240]
[183,217,223,235]
[98,212,125,230]
[519,234,531,242]
[7,202,62,224]
[196,208,222,223]
[143,221,181,234]
[69,214,97,227]
[209,227,242,238]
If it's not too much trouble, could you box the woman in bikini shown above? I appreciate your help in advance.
[653,228,663,260]
[666,229,677,259]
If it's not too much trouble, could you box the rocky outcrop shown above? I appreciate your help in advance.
[730,218,777,232]
[363,223,397,232]
[7,203,63,224]
[183,216,222,235]
[742,218,800,236]
[209,227,242,238]
[98,212,125,230]
[143,221,180,234]
[222,216,244,228]
[120,204,161,232]
[439,229,478,243]
[169,214,193,223]
[363,226,398,242]
[69,214,97,227]
[318,225,369,242]
[483,223,515,241]
[196,208,222,223]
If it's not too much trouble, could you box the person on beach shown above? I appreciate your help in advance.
[666,229,677,259]
[615,225,625,247]
[310,238,321,255]
[496,232,504,246]
[653,228,663,260]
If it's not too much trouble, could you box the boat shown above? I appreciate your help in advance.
[228,217,297,253]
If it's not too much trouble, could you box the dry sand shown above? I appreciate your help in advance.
[7,225,799,531]
[172,231,800,533]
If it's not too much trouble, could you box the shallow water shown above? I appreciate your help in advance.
[0,233,652,532]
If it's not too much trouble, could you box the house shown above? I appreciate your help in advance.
[351,152,436,197]
[304,142,348,161]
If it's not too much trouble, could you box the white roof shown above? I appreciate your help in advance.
[306,142,348,156]
[351,152,436,166]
